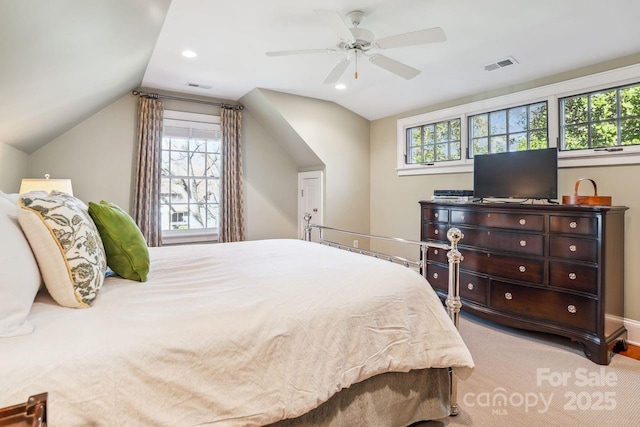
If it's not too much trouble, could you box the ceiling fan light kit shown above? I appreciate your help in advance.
[265,9,446,83]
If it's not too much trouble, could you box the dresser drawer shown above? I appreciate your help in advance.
[427,262,487,304]
[458,227,543,256]
[422,207,449,223]
[490,281,596,332]
[451,210,544,231]
[422,223,450,242]
[549,236,598,262]
[461,248,544,284]
[427,246,449,263]
[550,216,597,236]
[549,261,598,295]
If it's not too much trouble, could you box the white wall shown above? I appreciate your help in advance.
[0,142,29,193]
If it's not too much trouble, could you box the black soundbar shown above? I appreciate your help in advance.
[434,189,474,197]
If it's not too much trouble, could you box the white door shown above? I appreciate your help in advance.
[298,171,324,240]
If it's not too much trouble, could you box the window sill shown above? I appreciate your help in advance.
[162,230,219,246]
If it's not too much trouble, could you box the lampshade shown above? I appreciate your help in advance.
[19,174,73,196]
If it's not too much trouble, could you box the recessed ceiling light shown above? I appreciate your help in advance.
[182,50,197,58]
[335,83,346,90]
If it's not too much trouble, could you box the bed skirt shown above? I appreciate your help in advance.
[270,368,450,427]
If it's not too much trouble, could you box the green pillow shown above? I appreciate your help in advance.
[88,201,149,282]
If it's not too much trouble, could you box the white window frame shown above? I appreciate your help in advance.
[161,110,221,245]
[397,63,640,176]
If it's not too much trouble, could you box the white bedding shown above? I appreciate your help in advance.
[0,239,473,426]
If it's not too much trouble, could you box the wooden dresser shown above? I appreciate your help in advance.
[420,200,627,365]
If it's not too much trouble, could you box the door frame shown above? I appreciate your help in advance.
[297,170,324,239]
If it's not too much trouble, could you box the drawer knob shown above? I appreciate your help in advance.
[520,240,527,247]
[519,265,526,273]
[433,272,439,279]
[567,305,577,314]
[570,221,578,229]
[569,244,577,252]
[569,273,577,280]
[434,212,439,218]
[504,292,513,300]
[460,214,465,220]
[519,219,526,225]
[434,229,439,235]
[434,249,439,255]
[467,283,474,290]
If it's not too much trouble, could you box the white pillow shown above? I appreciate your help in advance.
[0,190,19,206]
[0,197,42,337]
[18,191,107,308]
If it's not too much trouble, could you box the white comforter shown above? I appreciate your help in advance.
[0,239,473,426]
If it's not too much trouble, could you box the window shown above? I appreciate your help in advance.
[560,83,640,151]
[161,111,221,242]
[469,102,548,157]
[406,119,461,164]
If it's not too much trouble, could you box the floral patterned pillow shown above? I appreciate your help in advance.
[18,191,107,308]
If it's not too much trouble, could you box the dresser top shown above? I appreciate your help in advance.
[419,200,628,213]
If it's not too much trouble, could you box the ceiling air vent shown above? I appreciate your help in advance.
[186,82,212,90]
[484,56,518,71]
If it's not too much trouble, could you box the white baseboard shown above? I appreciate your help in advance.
[624,317,640,346]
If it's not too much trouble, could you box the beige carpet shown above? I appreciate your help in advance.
[419,313,640,426]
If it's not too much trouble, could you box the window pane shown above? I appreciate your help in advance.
[190,152,207,177]
[161,150,171,176]
[188,179,207,204]
[471,114,488,138]
[591,122,618,148]
[171,179,187,202]
[473,138,488,155]
[490,111,506,135]
[530,102,547,130]
[563,97,588,125]
[450,119,460,140]
[591,90,617,121]
[564,125,588,150]
[490,136,507,153]
[621,118,640,145]
[170,138,189,151]
[509,107,527,133]
[423,125,435,145]
[207,179,220,204]
[450,141,461,160]
[436,122,449,143]
[435,143,449,161]
[170,152,189,177]
[621,86,640,117]
[207,139,221,154]
[206,154,220,178]
[189,205,205,229]
[423,146,435,162]
[206,204,219,228]
[408,127,421,146]
[170,204,188,230]
[509,133,527,151]
[530,131,548,149]
[408,146,422,164]
[190,139,207,152]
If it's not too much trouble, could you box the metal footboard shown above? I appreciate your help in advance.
[302,213,463,416]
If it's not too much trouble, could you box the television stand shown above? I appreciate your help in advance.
[420,200,627,365]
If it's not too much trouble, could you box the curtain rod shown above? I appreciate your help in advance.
[132,90,243,110]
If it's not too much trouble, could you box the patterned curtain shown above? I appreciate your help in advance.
[132,97,164,247]
[220,107,245,242]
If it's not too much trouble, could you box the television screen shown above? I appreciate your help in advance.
[473,148,558,200]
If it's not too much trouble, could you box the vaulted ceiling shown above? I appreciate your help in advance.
[3,0,640,153]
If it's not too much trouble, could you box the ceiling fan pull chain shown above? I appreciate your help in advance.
[355,50,358,79]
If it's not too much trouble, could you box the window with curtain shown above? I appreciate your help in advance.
[160,110,221,244]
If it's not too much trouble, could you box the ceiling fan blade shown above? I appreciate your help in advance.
[313,9,354,42]
[266,48,341,57]
[368,54,421,80]
[323,58,351,84]
[376,27,446,49]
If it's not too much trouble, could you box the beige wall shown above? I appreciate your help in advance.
[259,90,371,238]
[370,85,640,324]
[28,91,299,241]
[0,142,29,193]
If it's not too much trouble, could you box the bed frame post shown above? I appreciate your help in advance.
[303,212,312,242]
[445,227,463,416]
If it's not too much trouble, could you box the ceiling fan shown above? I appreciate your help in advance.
[266,9,446,84]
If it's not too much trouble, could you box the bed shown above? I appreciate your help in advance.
[0,191,473,426]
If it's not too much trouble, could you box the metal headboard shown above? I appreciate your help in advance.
[302,213,464,416]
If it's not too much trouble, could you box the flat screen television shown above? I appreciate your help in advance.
[473,148,558,200]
